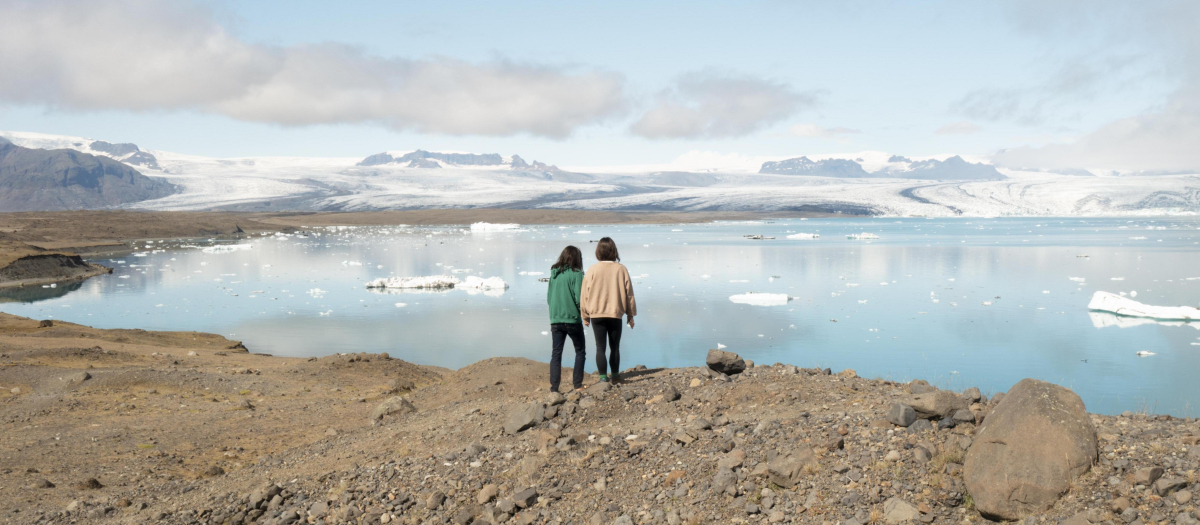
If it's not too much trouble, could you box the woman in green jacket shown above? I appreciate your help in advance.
[546,245,586,393]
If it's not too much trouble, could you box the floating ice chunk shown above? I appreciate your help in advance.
[1042,290,1050,294]
[879,282,889,286]
[858,300,868,304]
[728,293,792,306]
[1069,277,1086,282]
[847,233,879,240]
[729,279,749,283]
[717,343,727,349]
[1130,291,1138,297]
[541,331,549,336]
[132,252,148,257]
[1129,236,1147,240]
[982,301,993,306]
[319,310,332,316]
[701,274,710,279]
[394,303,407,307]
[366,275,461,289]
[307,288,327,298]
[1111,277,1125,281]
[786,233,819,240]
[470,222,521,232]
[118,275,130,279]
[460,276,509,290]
[576,230,591,234]
[342,261,363,266]
[1088,291,1200,320]
[1136,351,1156,357]
[671,229,683,232]
[201,244,252,254]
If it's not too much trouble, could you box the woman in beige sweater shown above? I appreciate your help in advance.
[580,237,636,383]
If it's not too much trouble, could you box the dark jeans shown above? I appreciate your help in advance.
[591,317,623,377]
[550,322,586,391]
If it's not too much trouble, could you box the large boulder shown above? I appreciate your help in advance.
[963,379,1098,520]
[505,403,545,435]
[706,349,746,375]
[905,391,968,419]
[371,396,416,422]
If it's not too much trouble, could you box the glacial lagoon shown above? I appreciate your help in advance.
[3,218,1199,416]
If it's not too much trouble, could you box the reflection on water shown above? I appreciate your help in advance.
[2,218,1199,416]
[1089,311,1200,330]
[0,280,85,303]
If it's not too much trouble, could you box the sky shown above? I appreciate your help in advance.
[0,0,1197,172]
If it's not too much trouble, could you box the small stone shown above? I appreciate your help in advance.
[478,484,499,504]
[1173,490,1192,505]
[10,387,20,395]
[882,498,920,524]
[547,392,566,406]
[31,479,54,489]
[823,436,844,451]
[371,396,417,422]
[952,409,976,423]
[706,349,746,375]
[689,378,702,388]
[1153,477,1187,497]
[717,449,746,470]
[427,491,446,510]
[64,371,91,384]
[662,385,681,402]
[907,419,933,433]
[73,478,103,490]
[962,387,982,403]
[505,403,545,435]
[912,447,931,464]
[885,450,901,461]
[514,487,538,508]
[1133,466,1164,486]
[886,403,917,427]
[1110,497,1131,513]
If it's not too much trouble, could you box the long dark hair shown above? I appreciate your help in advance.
[595,237,620,262]
[551,245,583,274]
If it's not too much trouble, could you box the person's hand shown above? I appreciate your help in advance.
[627,317,635,328]
[583,319,590,327]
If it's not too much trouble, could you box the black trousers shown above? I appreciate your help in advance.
[550,322,586,391]
[591,317,623,377]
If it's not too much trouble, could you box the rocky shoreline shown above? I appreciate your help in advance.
[1,318,1197,525]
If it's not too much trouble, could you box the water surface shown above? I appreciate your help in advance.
[3,218,1199,416]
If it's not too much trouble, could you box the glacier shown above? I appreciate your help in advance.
[2,130,1199,217]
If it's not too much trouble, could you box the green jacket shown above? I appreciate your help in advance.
[547,267,583,324]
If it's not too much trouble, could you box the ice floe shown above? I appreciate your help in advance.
[202,244,253,254]
[366,275,461,289]
[1088,312,1200,330]
[1087,291,1200,320]
[786,233,819,240]
[728,293,792,306]
[1136,351,1156,357]
[846,233,880,240]
[469,222,521,232]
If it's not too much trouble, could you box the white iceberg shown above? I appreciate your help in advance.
[459,276,509,290]
[366,275,461,289]
[847,233,880,240]
[786,233,819,240]
[728,293,792,306]
[201,244,252,253]
[1087,291,1200,321]
[469,222,521,232]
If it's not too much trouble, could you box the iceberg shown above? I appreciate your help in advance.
[728,293,792,306]
[786,233,819,240]
[1087,291,1200,321]
[847,233,880,240]
[459,276,509,290]
[366,275,461,289]
[469,222,521,232]
[201,243,252,253]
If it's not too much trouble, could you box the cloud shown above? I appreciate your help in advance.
[934,121,981,135]
[789,124,859,138]
[631,71,817,139]
[988,1,1200,171]
[0,0,626,138]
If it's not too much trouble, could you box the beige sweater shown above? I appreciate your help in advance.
[580,261,637,321]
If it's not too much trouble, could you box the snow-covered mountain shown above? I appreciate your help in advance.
[1,130,1198,216]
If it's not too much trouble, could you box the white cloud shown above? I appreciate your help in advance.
[0,0,626,138]
[789,124,859,138]
[934,121,981,135]
[631,71,816,139]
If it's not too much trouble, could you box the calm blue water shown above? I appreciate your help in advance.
[3,218,1199,416]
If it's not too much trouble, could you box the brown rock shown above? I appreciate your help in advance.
[767,448,817,488]
[963,378,1098,521]
[905,391,968,419]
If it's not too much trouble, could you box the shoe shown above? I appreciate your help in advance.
[598,374,609,383]
[549,387,560,394]
[610,373,620,384]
